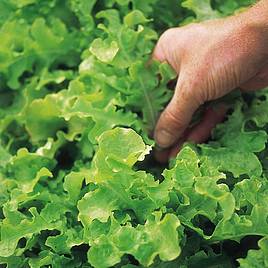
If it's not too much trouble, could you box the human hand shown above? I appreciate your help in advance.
[153,3,268,162]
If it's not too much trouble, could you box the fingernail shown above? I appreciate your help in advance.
[155,130,175,148]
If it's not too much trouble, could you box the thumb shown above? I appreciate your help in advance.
[154,77,201,148]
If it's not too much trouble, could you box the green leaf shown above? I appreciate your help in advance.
[182,0,220,20]
[200,146,262,178]
[90,127,150,182]
[6,148,55,193]
[0,208,59,257]
[238,237,268,267]
[128,61,175,132]
[213,102,268,153]
[25,94,67,143]
[0,1,263,267]
[88,213,182,267]
[90,38,119,63]
[163,146,235,238]
[124,10,151,27]
[63,172,85,204]
[88,236,122,268]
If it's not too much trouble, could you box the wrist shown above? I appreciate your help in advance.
[227,1,268,61]
[245,0,268,25]
[240,1,268,48]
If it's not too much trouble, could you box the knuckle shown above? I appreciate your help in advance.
[178,73,206,106]
[191,86,207,105]
[163,108,184,130]
[156,28,182,69]
[154,28,178,61]
[178,82,203,106]
[160,27,177,43]
[184,22,199,30]
[180,87,194,102]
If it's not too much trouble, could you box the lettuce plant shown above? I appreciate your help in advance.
[0,0,267,267]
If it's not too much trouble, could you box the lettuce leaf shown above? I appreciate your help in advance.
[0,0,267,267]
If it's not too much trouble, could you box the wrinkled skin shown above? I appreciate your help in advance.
[153,1,268,162]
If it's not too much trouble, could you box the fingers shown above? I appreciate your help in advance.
[240,63,268,91]
[154,77,201,149]
[154,147,172,164]
[154,104,227,163]
[154,128,190,163]
[169,104,227,159]
[185,105,227,143]
[152,28,182,73]
[152,38,166,62]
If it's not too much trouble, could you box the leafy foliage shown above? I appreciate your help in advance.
[0,0,267,267]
